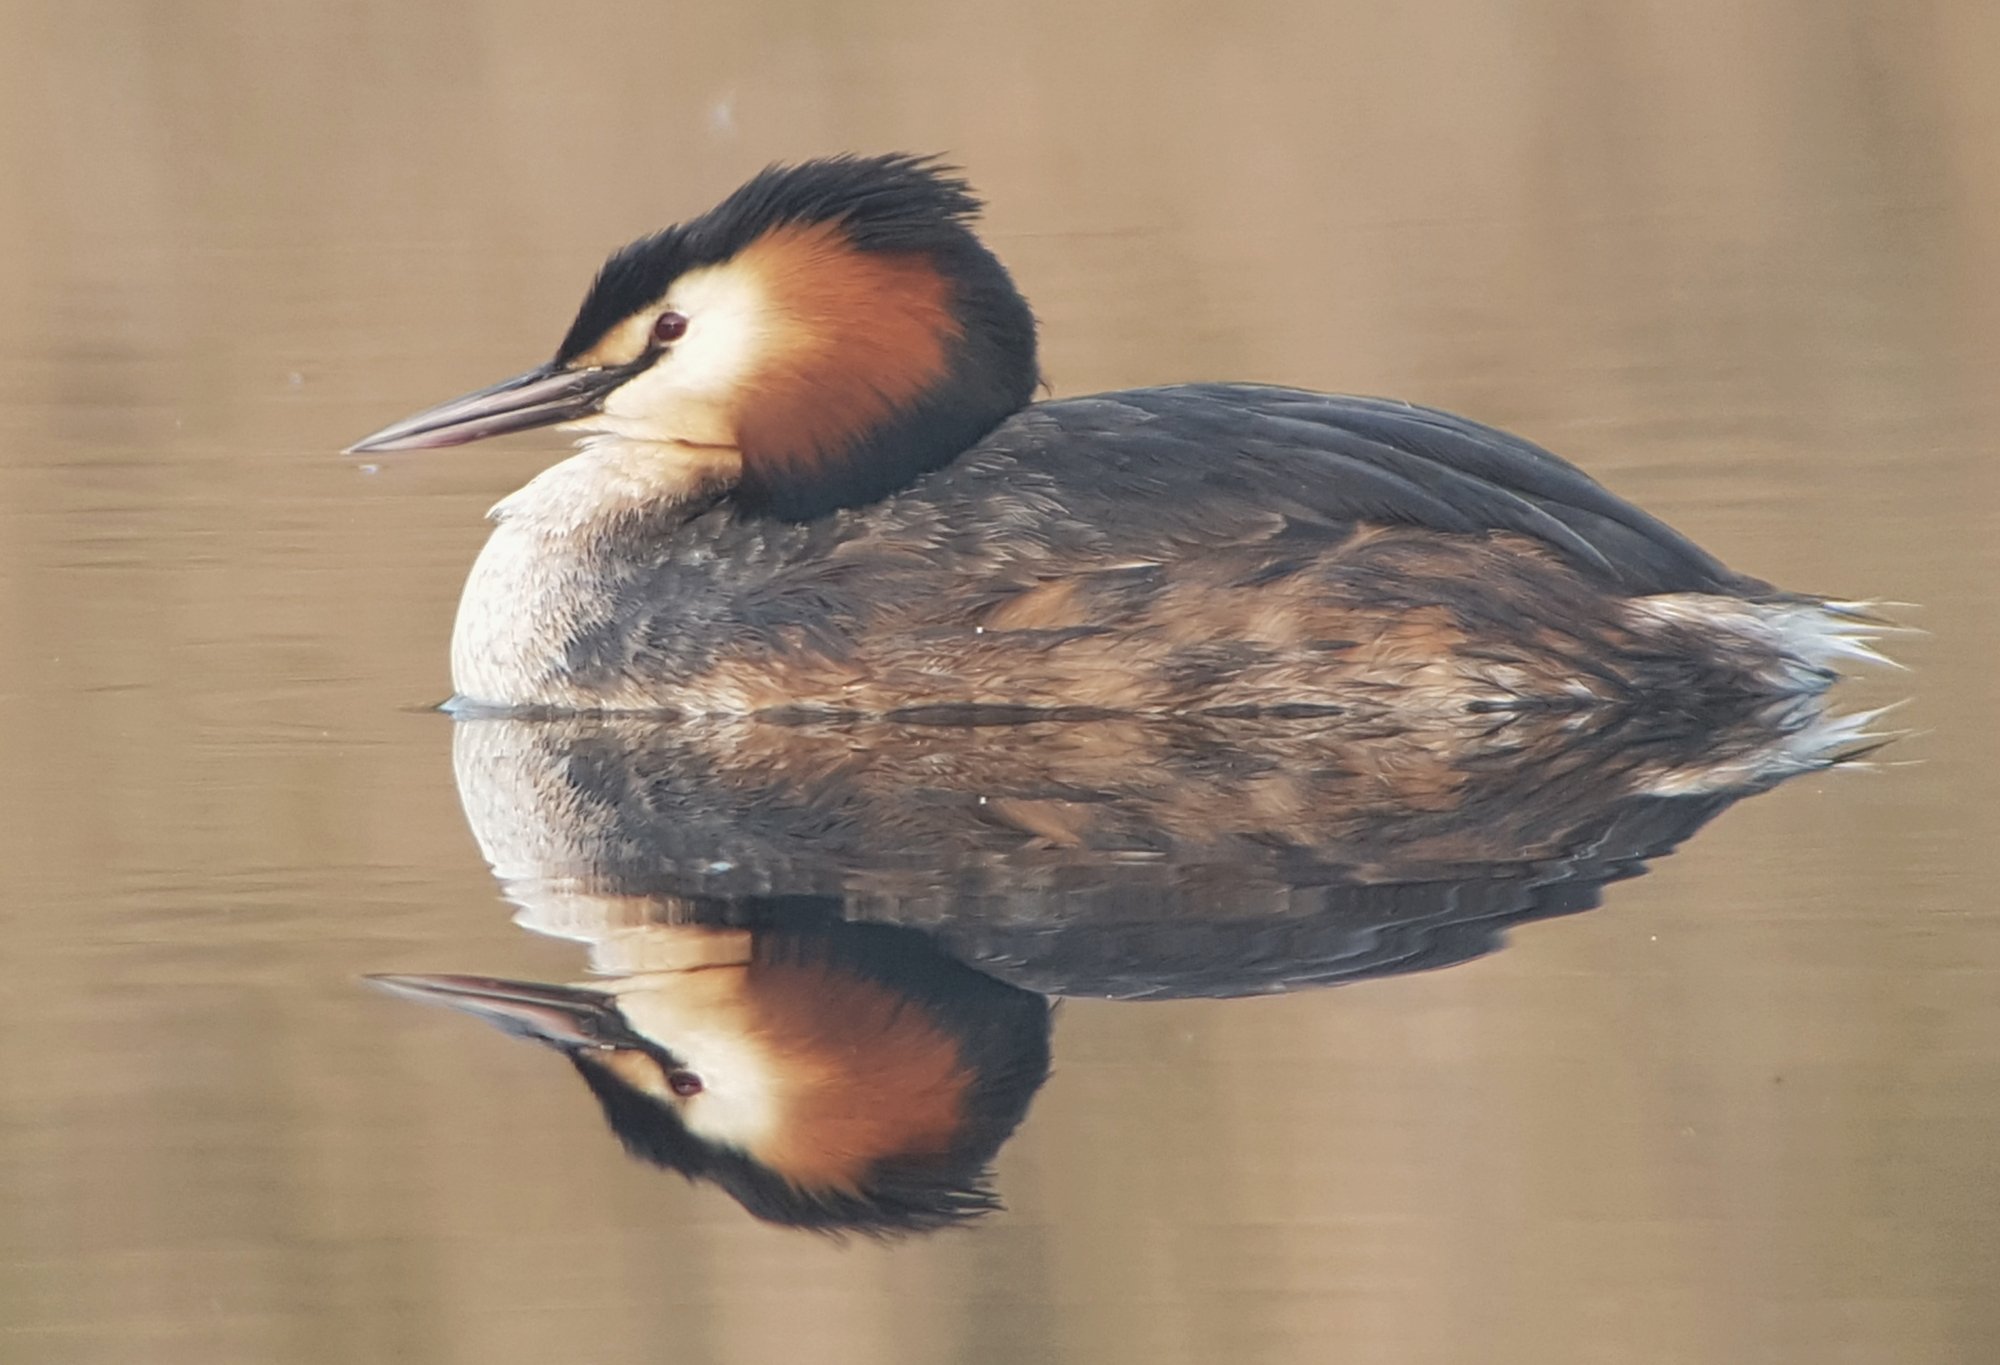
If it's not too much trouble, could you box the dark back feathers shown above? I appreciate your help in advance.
[992,385,1757,597]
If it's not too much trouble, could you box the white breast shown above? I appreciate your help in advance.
[446,442,744,710]
[449,515,596,708]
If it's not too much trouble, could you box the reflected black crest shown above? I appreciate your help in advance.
[555,153,990,365]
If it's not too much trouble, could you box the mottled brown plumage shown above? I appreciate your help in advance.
[449,693,1881,949]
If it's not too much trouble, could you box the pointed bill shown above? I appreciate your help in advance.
[345,359,644,453]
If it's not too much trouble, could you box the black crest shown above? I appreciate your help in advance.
[557,153,1000,364]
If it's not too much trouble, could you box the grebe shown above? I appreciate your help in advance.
[348,154,1885,718]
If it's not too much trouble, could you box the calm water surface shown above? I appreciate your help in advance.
[2,4,1997,1363]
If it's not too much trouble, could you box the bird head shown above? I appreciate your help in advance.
[347,154,1039,519]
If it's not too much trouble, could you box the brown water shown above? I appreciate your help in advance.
[3,3,1997,1362]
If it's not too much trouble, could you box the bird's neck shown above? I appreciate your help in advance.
[448,441,734,709]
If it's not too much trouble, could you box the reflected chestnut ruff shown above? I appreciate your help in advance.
[367,693,1891,1236]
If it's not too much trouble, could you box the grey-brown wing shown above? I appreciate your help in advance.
[985,385,1756,596]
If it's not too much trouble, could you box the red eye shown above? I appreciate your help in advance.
[667,1070,703,1097]
[652,311,689,344]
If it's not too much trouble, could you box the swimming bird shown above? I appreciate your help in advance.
[348,153,1885,718]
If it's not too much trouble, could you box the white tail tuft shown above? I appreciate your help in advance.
[1625,594,1912,693]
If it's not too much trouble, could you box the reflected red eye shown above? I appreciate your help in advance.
[667,1070,703,1097]
[652,311,689,344]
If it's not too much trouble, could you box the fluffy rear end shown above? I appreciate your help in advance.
[1623,594,1904,697]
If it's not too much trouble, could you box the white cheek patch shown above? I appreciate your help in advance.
[614,988,782,1152]
[599,263,772,427]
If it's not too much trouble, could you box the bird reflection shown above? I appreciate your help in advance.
[375,699,1882,1233]
[375,920,1049,1234]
